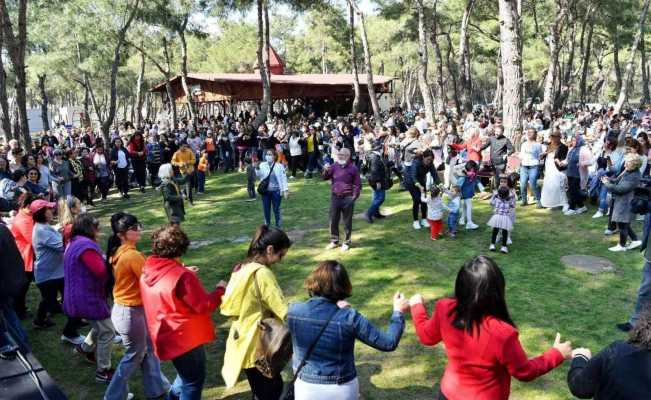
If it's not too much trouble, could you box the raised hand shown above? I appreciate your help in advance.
[553,332,573,360]
[393,292,409,313]
[409,294,424,307]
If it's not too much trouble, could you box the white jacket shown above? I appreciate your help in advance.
[255,161,289,193]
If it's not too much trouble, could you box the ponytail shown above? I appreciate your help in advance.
[246,225,292,261]
[106,212,140,294]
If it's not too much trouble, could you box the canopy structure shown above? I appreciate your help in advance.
[150,47,394,113]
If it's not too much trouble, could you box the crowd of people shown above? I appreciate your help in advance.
[1,103,651,399]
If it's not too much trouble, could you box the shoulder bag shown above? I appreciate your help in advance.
[252,269,292,379]
[283,306,339,400]
[257,162,276,196]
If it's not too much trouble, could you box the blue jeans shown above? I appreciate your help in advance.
[519,165,541,204]
[105,304,169,400]
[167,345,206,400]
[598,185,609,211]
[262,190,282,228]
[197,171,205,193]
[305,153,318,175]
[367,188,386,217]
[448,212,459,233]
[0,301,30,354]
[630,260,651,326]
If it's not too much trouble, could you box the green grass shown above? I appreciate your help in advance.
[23,172,645,399]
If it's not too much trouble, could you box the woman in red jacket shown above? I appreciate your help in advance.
[140,224,226,400]
[409,255,573,400]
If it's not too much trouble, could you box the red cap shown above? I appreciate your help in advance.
[29,199,56,214]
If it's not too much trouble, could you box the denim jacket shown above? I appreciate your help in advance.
[287,296,404,385]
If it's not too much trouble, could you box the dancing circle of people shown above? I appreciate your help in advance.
[2,105,651,399]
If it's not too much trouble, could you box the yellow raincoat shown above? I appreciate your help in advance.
[220,262,287,388]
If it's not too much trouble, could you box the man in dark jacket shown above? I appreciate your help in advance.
[569,309,651,399]
[480,125,514,182]
[0,222,29,358]
[364,139,391,223]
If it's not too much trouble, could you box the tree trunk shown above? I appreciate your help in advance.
[493,48,503,110]
[444,32,461,115]
[348,0,381,124]
[0,0,30,149]
[0,29,13,141]
[98,0,140,145]
[178,17,197,130]
[498,0,524,138]
[614,0,651,114]
[579,17,594,105]
[613,31,623,95]
[135,48,146,127]
[416,0,434,122]
[37,74,50,132]
[430,0,447,114]
[349,3,361,114]
[458,0,476,114]
[541,0,567,119]
[555,8,579,110]
[642,30,651,104]
[253,0,272,129]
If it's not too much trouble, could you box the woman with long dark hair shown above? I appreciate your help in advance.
[409,256,573,400]
[110,138,130,199]
[104,213,169,400]
[221,225,292,400]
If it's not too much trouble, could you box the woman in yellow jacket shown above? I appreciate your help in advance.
[221,225,292,400]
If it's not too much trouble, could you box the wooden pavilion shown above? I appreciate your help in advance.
[150,47,394,116]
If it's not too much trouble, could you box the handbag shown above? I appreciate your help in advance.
[252,270,292,379]
[282,307,339,400]
[257,162,276,196]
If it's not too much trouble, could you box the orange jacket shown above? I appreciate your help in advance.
[10,209,34,272]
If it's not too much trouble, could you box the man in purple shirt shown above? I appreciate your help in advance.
[323,148,361,251]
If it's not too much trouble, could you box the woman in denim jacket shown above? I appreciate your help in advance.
[287,260,408,400]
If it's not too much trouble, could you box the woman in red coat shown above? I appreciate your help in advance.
[409,256,573,400]
[140,224,226,400]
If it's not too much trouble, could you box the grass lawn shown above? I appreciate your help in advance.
[22,171,645,399]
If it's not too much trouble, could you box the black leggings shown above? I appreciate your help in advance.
[289,154,304,177]
[115,167,130,195]
[35,278,81,337]
[13,271,33,318]
[567,176,584,210]
[407,184,427,221]
[618,222,638,246]
[244,368,283,400]
[491,228,508,246]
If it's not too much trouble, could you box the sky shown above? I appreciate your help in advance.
[192,0,378,36]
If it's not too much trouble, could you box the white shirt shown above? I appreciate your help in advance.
[116,149,128,168]
[289,136,303,156]
[519,140,542,167]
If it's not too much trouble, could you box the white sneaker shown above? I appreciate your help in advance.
[489,244,496,251]
[637,214,645,221]
[325,242,338,250]
[604,229,618,236]
[112,335,122,345]
[500,246,509,254]
[459,218,466,225]
[127,394,134,400]
[60,334,85,346]
[592,211,604,219]
[627,240,643,250]
[466,222,479,230]
[420,219,429,228]
[507,236,513,245]
[341,243,350,251]
[609,244,628,252]
[576,206,588,214]
[563,209,577,216]
[412,221,422,230]
[562,204,569,213]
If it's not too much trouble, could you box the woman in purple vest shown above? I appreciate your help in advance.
[64,213,115,384]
